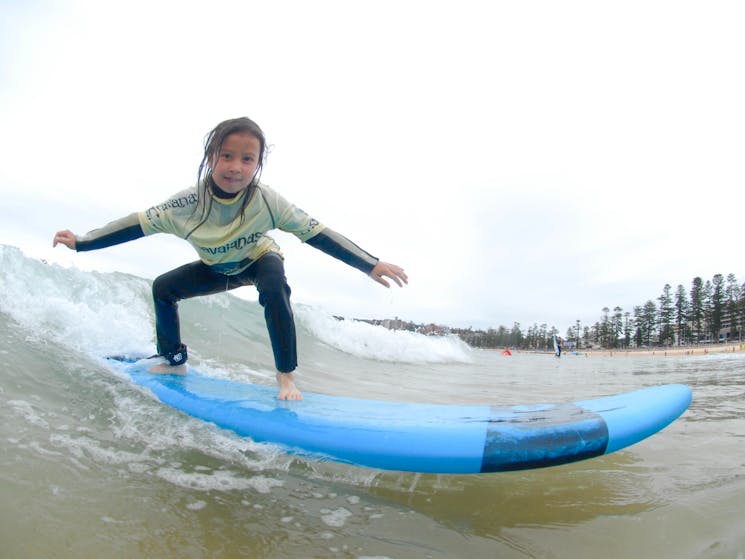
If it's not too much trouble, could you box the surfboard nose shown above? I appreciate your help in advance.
[580,384,692,454]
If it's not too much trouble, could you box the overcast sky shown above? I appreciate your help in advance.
[1,0,743,334]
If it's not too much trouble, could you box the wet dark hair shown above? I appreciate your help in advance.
[186,117,268,239]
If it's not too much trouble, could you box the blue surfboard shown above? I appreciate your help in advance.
[106,357,691,474]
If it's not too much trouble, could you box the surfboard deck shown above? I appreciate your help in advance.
[105,357,692,474]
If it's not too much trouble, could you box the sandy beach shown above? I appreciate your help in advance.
[514,342,745,357]
[580,342,745,357]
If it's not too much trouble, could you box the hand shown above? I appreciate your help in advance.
[53,230,77,250]
[369,261,408,288]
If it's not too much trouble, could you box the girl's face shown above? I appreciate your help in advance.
[210,132,262,194]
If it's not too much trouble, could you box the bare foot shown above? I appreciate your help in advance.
[276,372,303,400]
[148,363,187,375]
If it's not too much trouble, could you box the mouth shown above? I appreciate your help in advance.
[219,176,247,189]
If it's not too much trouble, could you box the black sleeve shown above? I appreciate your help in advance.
[305,228,379,275]
[75,213,146,252]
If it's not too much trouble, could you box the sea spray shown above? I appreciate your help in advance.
[0,244,471,370]
[295,305,472,364]
[0,245,154,356]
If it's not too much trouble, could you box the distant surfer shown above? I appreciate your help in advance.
[554,336,563,358]
[53,117,407,400]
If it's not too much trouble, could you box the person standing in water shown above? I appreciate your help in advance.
[53,117,407,400]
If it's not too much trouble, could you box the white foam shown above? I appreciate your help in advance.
[108,386,293,474]
[1,244,473,371]
[186,500,207,511]
[7,399,50,429]
[296,305,472,364]
[50,432,150,467]
[155,467,283,493]
[320,507,352,527]
[0,245,153,356]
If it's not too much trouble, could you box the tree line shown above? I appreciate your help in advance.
[364,273,745,351]
[452,272,745,350]
[570,273,745,350]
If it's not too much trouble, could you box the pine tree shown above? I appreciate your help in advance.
[658,284,675,346]
[623,311,632,348]
[740,282,745,341]
[632,306,642,347]
[710,274,725,342]
[600,307,611,348]
[612,306,623,348]
[674,284,689,345]
[641,300,658,346]
[690,277,704,343]
[725,274,740,340]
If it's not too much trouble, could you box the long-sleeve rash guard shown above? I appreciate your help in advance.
[75,183,379,276]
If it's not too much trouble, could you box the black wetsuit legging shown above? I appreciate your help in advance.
[152,252,297,372]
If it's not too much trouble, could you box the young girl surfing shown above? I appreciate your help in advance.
[53,117,407,400]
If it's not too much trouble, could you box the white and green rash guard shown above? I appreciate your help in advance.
[75,183,380,276]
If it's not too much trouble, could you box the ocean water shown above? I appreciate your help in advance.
[1,243,743,559]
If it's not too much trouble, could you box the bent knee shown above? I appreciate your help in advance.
[152,274,177,302]
[258,281,291,306]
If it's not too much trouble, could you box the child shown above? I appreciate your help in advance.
[53,117,407,400]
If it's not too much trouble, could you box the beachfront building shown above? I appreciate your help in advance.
[673,310,741,346]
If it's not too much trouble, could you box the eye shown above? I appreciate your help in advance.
[243,156,254,163]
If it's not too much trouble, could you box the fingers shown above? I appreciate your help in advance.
[370,262,408,288]
[372,274,392,288]
[382,270,403,288]
[53,230,76,249]
[392,265,408,285]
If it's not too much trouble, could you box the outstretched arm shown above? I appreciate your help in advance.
[52,213,145,252]
[306,228,407,288]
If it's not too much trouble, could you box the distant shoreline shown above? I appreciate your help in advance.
[511,343,745,357]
